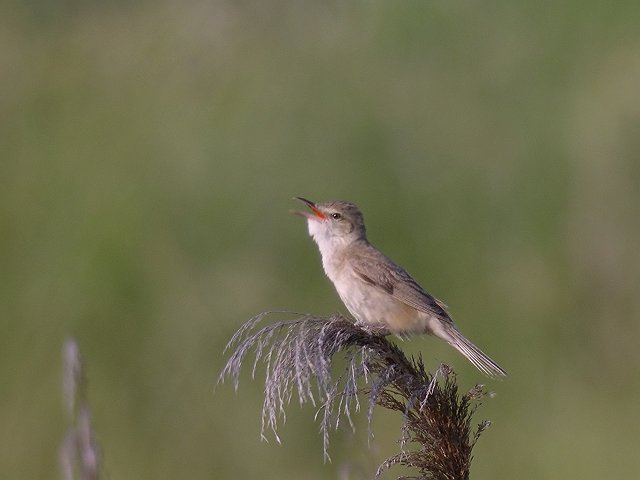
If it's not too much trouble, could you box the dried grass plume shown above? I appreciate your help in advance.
[218,312,494,479]
[60,338,101,480]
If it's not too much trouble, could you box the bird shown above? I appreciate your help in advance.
[292,197,507,378]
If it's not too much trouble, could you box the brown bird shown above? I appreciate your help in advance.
[293,197,507,378]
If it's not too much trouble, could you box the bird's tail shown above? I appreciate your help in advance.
[446,327,507,378]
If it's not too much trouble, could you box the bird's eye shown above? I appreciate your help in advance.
[331,212,342,220]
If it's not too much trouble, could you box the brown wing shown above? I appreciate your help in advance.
[348,246,453,323]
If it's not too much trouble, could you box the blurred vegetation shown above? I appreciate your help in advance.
[2,0,640,479]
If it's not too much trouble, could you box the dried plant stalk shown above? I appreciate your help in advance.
[60,338,101,480]
[218,312,493,479]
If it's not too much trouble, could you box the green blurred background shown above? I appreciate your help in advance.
[2,0,640,478]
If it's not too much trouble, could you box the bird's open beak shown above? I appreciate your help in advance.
[291,197,327,220]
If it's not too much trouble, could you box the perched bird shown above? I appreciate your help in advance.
[293,197,507,378]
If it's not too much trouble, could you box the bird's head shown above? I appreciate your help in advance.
[292,197,367,249]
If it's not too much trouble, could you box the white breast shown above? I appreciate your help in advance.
[307,218,427,333]
[330,265,427,333]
